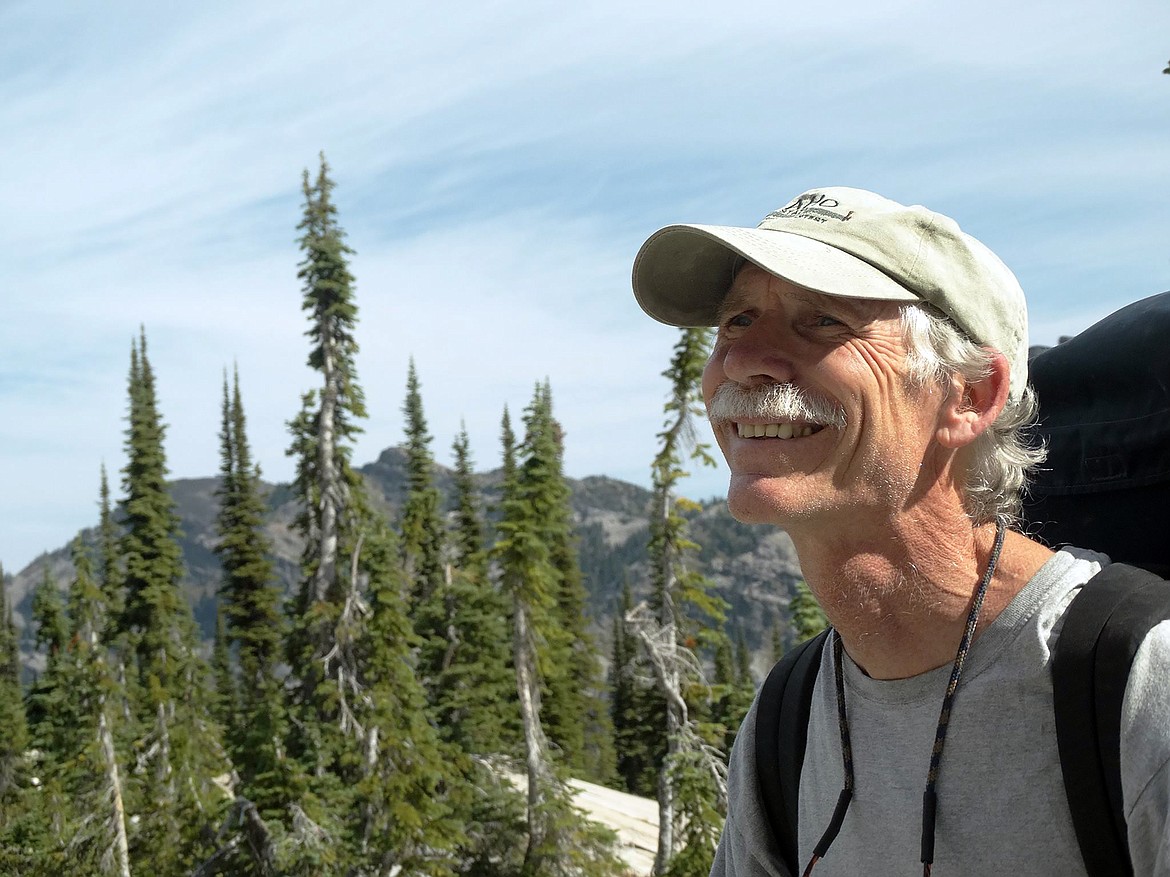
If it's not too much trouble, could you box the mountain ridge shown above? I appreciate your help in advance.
[6,445,803,678]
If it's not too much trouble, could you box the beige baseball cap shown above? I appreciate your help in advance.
[632,186,1029,399]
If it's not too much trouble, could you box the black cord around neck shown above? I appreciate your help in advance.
[802,518,1007,877]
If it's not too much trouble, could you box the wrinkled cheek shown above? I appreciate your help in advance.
[700,354,724,407]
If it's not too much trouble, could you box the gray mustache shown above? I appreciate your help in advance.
[706,382,846,429]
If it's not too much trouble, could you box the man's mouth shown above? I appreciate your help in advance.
[735,422,824,439]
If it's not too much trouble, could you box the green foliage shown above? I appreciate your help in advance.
[662,741,723,877]
[117,329,229,872]
[97,465,124,632]
[25,570,73,757]
[211,603,236,728]
[279,154,474,874]
[283,152,371,771]
[641,327,729,875]
[770,611,786,664]
[296,152,366,434]
[424,425,519,757]
[119,331,193,691]
[521,784,624,877]
[352,519,463,877]
[505,383,613,782]
[734,627,753,688]
[4,536,135,876]
[399,358,445,604]
[708,629,755,757]
[214,369,288,811]
[0,565,29,814]
[790,580,829,644]
[495,404,622,876]
[610,583,666,797]
[648,329,723,630]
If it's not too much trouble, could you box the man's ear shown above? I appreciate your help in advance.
[935,351,1011,449]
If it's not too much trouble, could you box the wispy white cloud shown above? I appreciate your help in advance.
[2,0,1168,570]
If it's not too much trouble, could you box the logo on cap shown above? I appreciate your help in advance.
[760,192,854,226]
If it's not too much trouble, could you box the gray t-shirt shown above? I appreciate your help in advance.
[713,548,1170,876]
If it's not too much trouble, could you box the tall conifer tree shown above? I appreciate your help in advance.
[25,569,70,756]
[425,424,517,755]
[214,368,288,811]
[495,404,620,876]
[62,536,132,876]
[7,570,73,874]
[398,359,451,709]
[517,382,613,783]
[282,154,463,872]
[399,358,445,605]
[119,329,227,874]
[98,465,124,628]
[284,152,370,781]
[629,328,727,877]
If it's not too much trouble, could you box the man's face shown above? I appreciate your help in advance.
[701,265,947,529]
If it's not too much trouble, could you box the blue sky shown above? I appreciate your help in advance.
[2,0,1168,573]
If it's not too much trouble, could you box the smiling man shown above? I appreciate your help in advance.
[631,188,1170,876]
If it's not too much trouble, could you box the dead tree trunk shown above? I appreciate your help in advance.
[313,334,341,603]
[99,705,131,877]
[513,593,553,867]
[627,596,693,877]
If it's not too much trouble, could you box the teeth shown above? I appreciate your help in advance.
[737,423,817,439]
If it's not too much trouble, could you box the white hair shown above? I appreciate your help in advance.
[901,304,1046,525]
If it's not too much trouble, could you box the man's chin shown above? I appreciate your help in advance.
[725,474,810,526]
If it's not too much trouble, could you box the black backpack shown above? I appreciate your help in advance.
[754,291,1170,877]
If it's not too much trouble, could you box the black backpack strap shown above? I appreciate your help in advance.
[755,629,831,873]
[1053,563,1170,877]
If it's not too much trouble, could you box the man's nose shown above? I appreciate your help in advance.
[720,323,797,388]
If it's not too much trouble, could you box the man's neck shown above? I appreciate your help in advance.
[788,512,1054,680]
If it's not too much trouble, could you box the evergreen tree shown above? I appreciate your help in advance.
[280,154,465,873]
[399,358,445,605]
[790,580,829,643]
[709,628,754,760]
[630,328,727,877]
[495,405,620,877]
[62,536,132,876]
[398,359,456,718]
[283,152,370,783]
[734,627,753,688]
[450,425,485,573]
[517,382,614,783]
[97,464,134,738]
[25,568,71,757]
[425,424,518,756]
[214,368,288,814]
[610,582,664,797]
[98,464,124,628]
[770,611,786,664]
[0,564,29,808]
[119,329,227,874]
[211,604,235,728]
[5,569,72,874]
[351,519,462,877]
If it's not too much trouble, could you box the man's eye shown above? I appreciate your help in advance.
[814,314,843,328]
[724,313,752,329]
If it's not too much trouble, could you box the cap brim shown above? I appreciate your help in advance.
[632,224,918,327]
